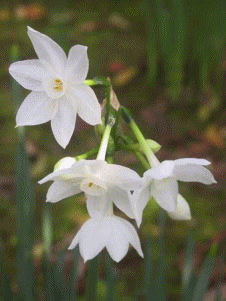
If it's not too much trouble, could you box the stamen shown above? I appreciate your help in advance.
[88,182,95,188]
[53,78,63,91]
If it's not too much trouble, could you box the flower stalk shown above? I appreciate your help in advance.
[96,117,115,160]
[120,106,159,167]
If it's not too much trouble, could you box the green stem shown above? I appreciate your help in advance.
[118,140,150,169]
[84,77,111,87]
[76,147,99,161]
[120,107,159,167]
[96,117,115,160]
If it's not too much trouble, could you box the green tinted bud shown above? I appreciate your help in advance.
[146,139,161,153]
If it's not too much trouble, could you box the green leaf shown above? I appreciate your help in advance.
[215,253,224,301]
[0,240,14,301]
[192,243,218,301]
[145,235,157,301]
[143,0,158,87]
[54,251,66,301]
[106,253,117,301]
[86,255,99,301]
[42,257,56,301]
[42,203,53,257]
[182,234,196,290]
[156,210,166,301]
[69,247,79,301]
[11,45,35,301]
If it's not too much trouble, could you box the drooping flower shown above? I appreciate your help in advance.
[68,202,143,262]
[134,158,216,226]
[39,159,142,220]
[9,27,101,148]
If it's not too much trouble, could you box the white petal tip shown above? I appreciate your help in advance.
[38,179,45,184]
[54,139,68,149]
[27,26,35,32]
[135,216,142,228]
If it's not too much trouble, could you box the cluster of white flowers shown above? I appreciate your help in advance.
[9,27,216,262]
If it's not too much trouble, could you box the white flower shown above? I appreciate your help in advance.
[54,156,76,171]
[135,158,216,226]
[167,194,191,220]
[39,159,142,220]
[9,27,101,148]
[68,214,144,262]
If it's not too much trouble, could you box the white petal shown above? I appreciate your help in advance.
[68,85,101,125]
[118,217,144,258]
[68,219,107,262]
[107,187,135,219]
[68,216,143,262]
[133,184,151,227]
[9,59,46,91]
[100,163,142,187]
[174,164,216,184]
[174,158,211,166]
[151,178,178,212]
[65,45,89,81]
[46,181,81,203]
[144,161,175,180]
[51,98,76,148]
[54,157,76,171]
[16,91,54,126]
[27,27,66,74]
[39,160,101,184]
[86,194,109,218]
[168,194,191,220]
[106,223,130,262]
[106,217,143,262]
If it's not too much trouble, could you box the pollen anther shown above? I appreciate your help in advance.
[53,78,63,91]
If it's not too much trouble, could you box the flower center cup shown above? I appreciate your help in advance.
[53,78,63,91]
[80,177,107,196]
[43,77,66,99]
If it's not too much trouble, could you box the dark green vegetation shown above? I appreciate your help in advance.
[0,0,226,299]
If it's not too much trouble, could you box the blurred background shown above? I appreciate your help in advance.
[0,0,226,300]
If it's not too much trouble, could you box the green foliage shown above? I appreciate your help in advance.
[11,45,35,301]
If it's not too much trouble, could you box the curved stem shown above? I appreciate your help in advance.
[76,147,99,161]
[96,117,115,160]
[120,106,159,167]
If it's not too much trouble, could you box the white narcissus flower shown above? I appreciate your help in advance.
[135,158,216,226]
[39,159,142,220]
[9,27,101,148]
[54,156,76,171]
[68,202,143,262]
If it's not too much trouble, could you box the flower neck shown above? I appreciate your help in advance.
[129,119,159,167]
[96,117,115,160]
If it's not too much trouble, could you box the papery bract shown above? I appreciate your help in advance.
[9,27,102,148]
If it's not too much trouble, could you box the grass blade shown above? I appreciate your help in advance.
[54,251,66,301]
[11,45,35,301]
[0,239,14,301]
[215,253,224,301]
[145,235,157,301]
[143,0,158,87]
[86,255,99,301]
[42,202,55,301]
[156,210,166,301]
[42,257,55,301]
[69,247,79,301]
[192,243,218,301]
[182,234,196,290]
[106,253,117,301]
